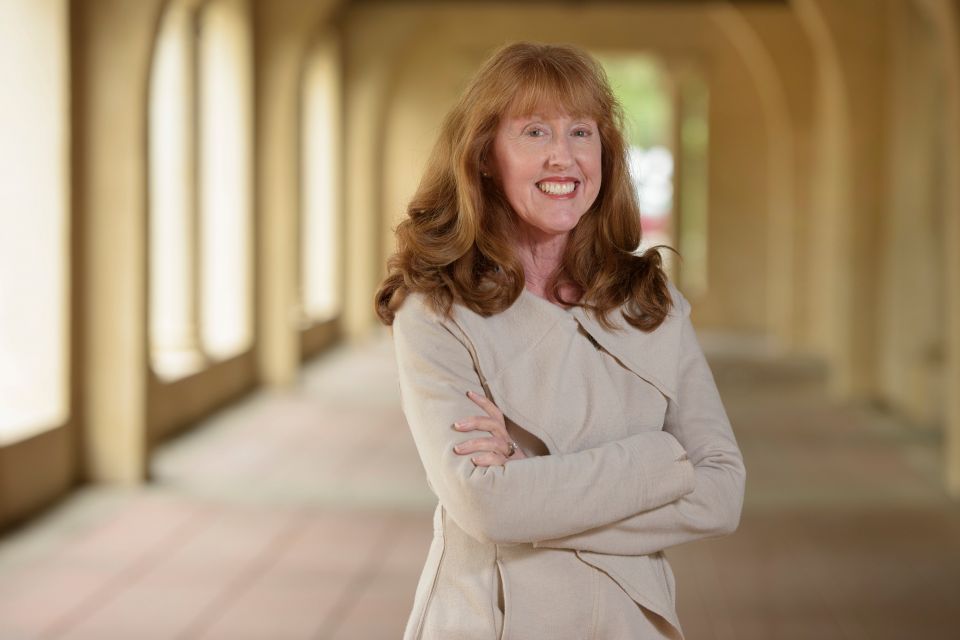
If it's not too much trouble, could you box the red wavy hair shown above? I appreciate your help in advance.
[374,41,676,330]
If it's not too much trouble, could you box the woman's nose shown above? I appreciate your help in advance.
[545,136,574,168]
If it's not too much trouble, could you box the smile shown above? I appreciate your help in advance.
[536,181,578,196]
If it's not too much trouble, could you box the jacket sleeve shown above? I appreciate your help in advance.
[531,289,746,555]
[393,293,696,546]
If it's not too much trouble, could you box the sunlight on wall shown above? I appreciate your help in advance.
[0,0,69,444]
[301,33,342,324]
[198,0,253,360]
[149,0,253,380]
[149,1,201,380]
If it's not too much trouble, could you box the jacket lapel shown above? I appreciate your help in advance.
[448,289,684,454]
[568,302,683,404]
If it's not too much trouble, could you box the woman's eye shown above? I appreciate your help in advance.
[573,129,592,137]
[526,127,546,137]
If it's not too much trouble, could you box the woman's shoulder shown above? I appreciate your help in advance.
[600,279,689,331]
[392,290,435,320]
[664,280,692,319]
[392,290,458,337]
[392,290,492,351]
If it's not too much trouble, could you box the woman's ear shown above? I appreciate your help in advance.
[479,149,496,179]
[480,161,498,180]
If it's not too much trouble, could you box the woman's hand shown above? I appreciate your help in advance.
[453,390,527,466]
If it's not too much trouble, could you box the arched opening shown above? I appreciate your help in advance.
[148,0,253,381]
[197,0,254,362]
[0,0,70,444]
[148,0,199,380]
[597,53,711,294]
[300,31,343,330]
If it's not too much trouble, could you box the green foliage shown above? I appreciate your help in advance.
[596,54,671,148]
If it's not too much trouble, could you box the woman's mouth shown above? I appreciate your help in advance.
[536,180,578,197]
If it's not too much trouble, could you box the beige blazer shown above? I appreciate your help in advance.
[392,281,746,640]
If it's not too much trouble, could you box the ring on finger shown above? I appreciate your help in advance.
[505,440,518,458]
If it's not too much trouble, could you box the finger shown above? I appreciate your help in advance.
[466,390,503,419]
[453,416,502,433]
[454,437,507,456]
[471,451,506,467]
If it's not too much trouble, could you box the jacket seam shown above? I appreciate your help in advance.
[493,546,509,640]
[413,506,446,639]
[589,565,600,640]
[577,554,684,639]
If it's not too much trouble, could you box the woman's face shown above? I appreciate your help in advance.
[490,111,602,238]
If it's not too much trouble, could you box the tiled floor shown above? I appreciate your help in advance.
[1,331,958,639]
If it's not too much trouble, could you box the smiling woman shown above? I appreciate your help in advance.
[375,41,745,640]
[376,40,675,327]
[490,111,602,252]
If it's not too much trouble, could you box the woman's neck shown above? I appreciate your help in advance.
[514,226,575,303]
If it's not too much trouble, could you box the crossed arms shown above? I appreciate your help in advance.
[392,291,745,553]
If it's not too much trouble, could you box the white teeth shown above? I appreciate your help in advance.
[537,181,576,195]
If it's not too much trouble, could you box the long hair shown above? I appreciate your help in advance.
[374,41,676,330]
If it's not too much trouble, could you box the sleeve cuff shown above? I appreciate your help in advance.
[638,430,695,510]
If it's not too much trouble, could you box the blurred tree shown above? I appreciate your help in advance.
[597,54,670,149]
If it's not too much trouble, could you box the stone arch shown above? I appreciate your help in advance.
[708,5,797,353]
[875,0,949,427]
[790,0,855,394]
[913,0,960,494]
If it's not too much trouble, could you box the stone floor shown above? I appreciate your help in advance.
[0,330,958,639]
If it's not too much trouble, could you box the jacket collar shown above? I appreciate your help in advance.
[453,288,684,404]
[565,297,682,403]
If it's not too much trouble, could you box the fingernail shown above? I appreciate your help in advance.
[453,422,462,430]
[466,390,474,397]
[453,444,461,452]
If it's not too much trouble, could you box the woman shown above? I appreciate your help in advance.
[375,41,745,640]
